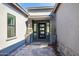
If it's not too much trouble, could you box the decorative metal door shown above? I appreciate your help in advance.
[32,20,50,42]
[38,23,46,39]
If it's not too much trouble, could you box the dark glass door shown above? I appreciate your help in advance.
[38,23,46,39]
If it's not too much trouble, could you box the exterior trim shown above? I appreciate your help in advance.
[6,3,28,17]
[27,6,53,12]
[54,3,61,13]
[28,6,53,9]
[13,3,29,16]
[0,39,25,56]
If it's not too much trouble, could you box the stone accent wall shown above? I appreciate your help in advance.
[57,42,79,56]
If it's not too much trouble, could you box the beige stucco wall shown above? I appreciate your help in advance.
[56,3,79,55]
[0,4,28,50]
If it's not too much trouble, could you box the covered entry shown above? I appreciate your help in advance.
[32,20,50,42]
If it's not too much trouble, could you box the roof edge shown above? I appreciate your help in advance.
[10,3,29,17]
[53,3,61,13]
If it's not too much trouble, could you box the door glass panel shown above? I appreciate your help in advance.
[40,35,44,37]
[40,31,44,34]
[40,24,44,27]
[40,28,44,30]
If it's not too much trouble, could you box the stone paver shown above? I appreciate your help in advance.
[10,43,56,56]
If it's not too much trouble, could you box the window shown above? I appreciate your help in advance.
[46,22,50,36]
[34,23,37,32]
[7,13,16,38]
[47,23,49,33]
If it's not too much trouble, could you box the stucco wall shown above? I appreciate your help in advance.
[0,4,28,50]
[56,3,79,55]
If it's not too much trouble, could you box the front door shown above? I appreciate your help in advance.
[38,23,46,39]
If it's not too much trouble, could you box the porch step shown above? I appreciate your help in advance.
[30,42,49,45]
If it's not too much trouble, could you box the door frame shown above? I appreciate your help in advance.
[32,20,50,42]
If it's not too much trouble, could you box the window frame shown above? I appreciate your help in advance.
[7,13,16,41]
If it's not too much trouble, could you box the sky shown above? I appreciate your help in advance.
[19,3,55,9]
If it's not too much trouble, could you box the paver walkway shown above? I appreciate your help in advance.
[10,42,56,56]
